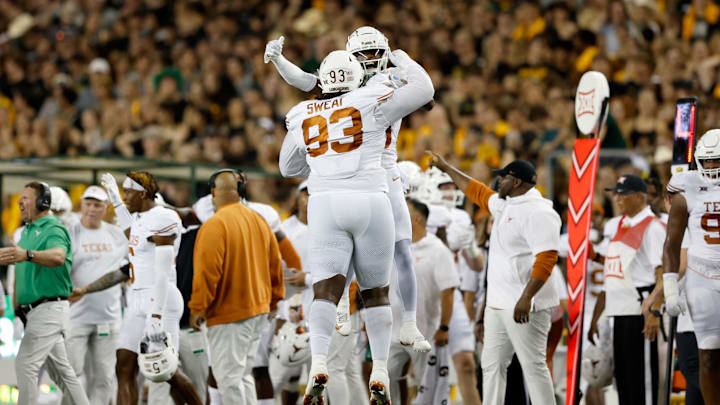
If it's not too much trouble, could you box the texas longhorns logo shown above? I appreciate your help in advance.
[576,89,595,118]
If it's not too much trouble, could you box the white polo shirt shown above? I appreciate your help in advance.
[390,233,460,341]
[602,206,665,288]
[485,187,561,311]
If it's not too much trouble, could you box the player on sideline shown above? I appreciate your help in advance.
[661,130,720,403]
[279,49,434,404]
[99,171,202,405]
[266,27,431,351]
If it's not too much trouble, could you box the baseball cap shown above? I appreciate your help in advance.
[82,185,108,201]
[492,160,537,184]
[605,174,647,194]
[88,58,110,74]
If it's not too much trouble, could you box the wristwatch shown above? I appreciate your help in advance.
[439,324,449,332]
[26,250,34,262]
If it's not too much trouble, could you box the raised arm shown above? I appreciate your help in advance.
[427,151,496,211]
[265,36,319,93]
[376,50,435,125]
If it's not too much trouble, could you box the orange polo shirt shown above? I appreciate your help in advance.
[189,202,285,327]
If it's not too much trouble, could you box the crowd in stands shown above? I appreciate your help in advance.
[1,0,719,227]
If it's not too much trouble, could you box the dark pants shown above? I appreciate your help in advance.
[613,315,658,405]
[677,332,705,405]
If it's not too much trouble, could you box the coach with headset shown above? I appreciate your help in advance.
[189,169,285,404]
[0,182,90,405]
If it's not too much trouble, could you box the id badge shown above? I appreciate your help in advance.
[97,323,110,337]
[188,329,207,354]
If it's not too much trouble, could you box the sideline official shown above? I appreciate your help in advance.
[0,182,90,405]
[189,170,285,404]
[428,154,560,405]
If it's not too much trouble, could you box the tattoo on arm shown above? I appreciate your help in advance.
[84,270,130,294]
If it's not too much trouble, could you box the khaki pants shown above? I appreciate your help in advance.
[208,314,266,405]
[16,300,90,405]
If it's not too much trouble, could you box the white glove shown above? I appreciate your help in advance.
[388,49,412,68]
[663,273,686,316]
[100,173,122,207]
[448,224,475,251]
[144,317,166,343]
[264,36,285,64]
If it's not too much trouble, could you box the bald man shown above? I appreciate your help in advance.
[189,170,285,405]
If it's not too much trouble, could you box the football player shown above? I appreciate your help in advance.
[266,27,432,352]
[99,171,202,405]
[279,48,434,404]
[662,130,720,403]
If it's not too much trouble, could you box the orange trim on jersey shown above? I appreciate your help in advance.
[151,223,178,234]
[377,91,394,102]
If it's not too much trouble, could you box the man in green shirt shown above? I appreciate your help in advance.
[0,182,89,405]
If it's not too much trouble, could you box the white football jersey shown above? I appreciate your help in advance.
[367,67,407,169]
[668,170,720,263]
[284,84,399,195]
[192,194,282,233]
[128,206,182,289]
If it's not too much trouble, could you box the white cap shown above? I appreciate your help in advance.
[82,185,108,201]
[89,58,110,74]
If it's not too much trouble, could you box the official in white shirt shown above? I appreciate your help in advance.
[62,186,128,405]
[427,155,561,405]
[587,174,665,405]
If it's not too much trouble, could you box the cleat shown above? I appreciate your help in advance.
[304,358,329,405]
[335,293,351,336]
[369,367,391,405]
[398,320,431,352]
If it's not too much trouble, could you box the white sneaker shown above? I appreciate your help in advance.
[304,357,329,405]
[398,320,431,352]
[369,367,391,405]
[335,293,351,336]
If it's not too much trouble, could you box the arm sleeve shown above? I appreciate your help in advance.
[278,237,302,270]
[189,221,225,315]
[279,133,310,178]
[268,229,286,311]
[465,180,497,214]
[112,203,133,231]
[375,58,435,126]
[272,55,319,93]
[530,250,559,282]
[150,245,173,315]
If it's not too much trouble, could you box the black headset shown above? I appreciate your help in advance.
[37,182,52,211]
[208,169,247,199]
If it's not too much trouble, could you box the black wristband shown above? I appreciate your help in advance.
[650,309,663,318]
[476,319,484,325]
[439,324,449,332]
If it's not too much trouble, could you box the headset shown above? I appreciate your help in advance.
[36,182,52,212]
[208,169,247,199]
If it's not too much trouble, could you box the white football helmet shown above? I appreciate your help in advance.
[318,50,364,94]
[346,26,390,81]
[276,323,311,367]
[426,167,464,208]
[50,186,72,214]
[137,332,179,383]
[581,344,613,388]
[398,161,421,195]
[695,129,720,184]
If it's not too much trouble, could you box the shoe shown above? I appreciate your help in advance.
[303,358,329,405]
[369,367,391,405]
[335,293,351,336]
[398,320,431,352]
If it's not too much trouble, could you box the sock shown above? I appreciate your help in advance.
[258,399,274,405]
[209,387,223,405]
[309,300,337,356]
[394,239,417,322]
[364,306,393,361]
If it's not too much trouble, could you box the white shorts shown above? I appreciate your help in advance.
[386,166,412,242]
[449,291,475,356]
[307,192,395,290]
[117,286,184,352]
[685,264,720,350]
[254,317,274,368]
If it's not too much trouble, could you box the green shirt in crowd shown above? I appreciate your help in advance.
[16,215,73,305]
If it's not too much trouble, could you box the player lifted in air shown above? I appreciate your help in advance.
[266,27,431,352]
[662,130,720,403]
[99,171,202,405]
[279,48,434,404]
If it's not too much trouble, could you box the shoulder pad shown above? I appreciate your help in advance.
[667,170,705,193]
